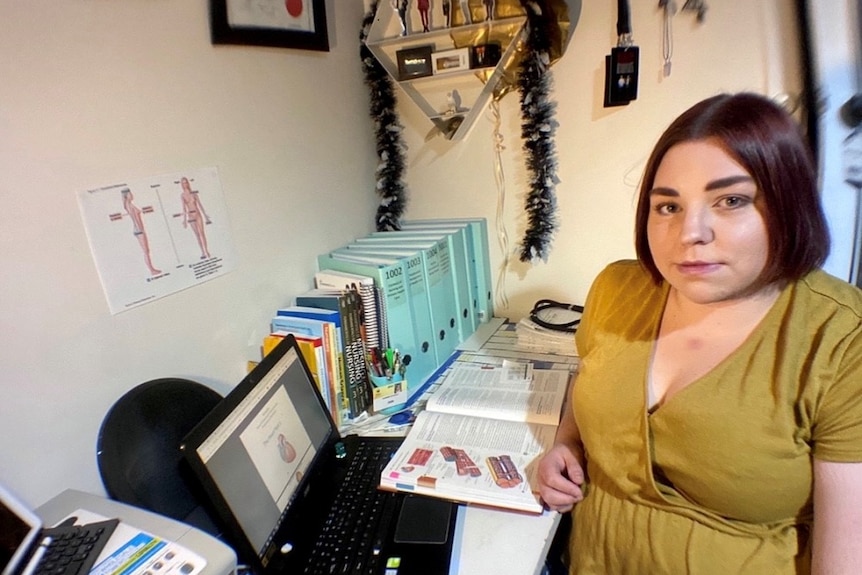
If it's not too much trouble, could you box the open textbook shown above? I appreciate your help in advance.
[379,361,571,513]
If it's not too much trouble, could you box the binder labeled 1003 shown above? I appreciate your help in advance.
[317,252,438,389]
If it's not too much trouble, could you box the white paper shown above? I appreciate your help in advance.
[77,167,237,314]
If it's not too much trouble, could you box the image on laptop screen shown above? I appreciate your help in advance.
[185,339,333,558]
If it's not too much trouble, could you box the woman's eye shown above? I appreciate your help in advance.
[719,195,751,209]
[653,202,679,215]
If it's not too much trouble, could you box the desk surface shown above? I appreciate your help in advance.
[455,505,560,575]
[353,318,573,574]
[38,489,558,575]
[446,320,568,574]
[36,489,236,575]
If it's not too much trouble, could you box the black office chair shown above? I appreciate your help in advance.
[96,378,223,535]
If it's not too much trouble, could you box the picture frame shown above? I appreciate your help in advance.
[432,47,471,75]
[209,0,329,52]
[397,45,434,80]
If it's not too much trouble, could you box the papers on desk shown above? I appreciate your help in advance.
[63,509,207,575]
[457,319,579,371]
[515,317,579,356]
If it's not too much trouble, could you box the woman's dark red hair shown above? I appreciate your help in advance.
[634,92,830,285]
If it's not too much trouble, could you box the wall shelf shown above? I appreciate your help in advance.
[364,6,526,141]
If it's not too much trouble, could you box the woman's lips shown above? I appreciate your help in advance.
[676,261,721,275]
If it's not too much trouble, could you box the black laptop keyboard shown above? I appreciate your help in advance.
[305,442,400,575]
[33,518,120,575]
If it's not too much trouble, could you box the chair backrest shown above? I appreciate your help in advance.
[96,378,223,535]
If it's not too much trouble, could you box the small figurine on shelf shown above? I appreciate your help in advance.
[418,0,430,32]
[483,0,494,20]
[445,91,457,116]
[442,0,451,27]
[392,0,410,35]
[459,0,472,24]
[443,90,465,116]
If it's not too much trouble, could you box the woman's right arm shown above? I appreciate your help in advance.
[537,380,586,512]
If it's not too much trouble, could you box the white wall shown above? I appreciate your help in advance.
[0,0,809,508]
[0,0,378,507]
[806,0,860,281]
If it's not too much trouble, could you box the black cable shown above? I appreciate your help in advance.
[617,0,632,37]
[529,299,584,333]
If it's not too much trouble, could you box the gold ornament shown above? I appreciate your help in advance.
[447,0,581,101]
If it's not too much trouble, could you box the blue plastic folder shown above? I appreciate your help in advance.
[317,252,438,389]
[400,218,493,324]
[364,229,476,339]
[338,239,460,361]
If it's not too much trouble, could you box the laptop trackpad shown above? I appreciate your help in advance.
[394,495,452,544]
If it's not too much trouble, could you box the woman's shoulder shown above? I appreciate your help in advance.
[586,260,661,310]
[784,271,862,357]
[594,259,654,288]
[796,270,862,318]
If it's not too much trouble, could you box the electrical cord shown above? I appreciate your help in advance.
[529,299,584,333]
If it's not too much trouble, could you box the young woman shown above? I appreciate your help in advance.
[537,93,862,573]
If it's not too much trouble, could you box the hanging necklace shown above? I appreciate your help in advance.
[659,0,675,77]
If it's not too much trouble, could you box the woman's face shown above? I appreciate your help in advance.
[646,139,771,305]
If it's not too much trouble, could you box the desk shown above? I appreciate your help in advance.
[451,320,574,573]
[354,318,576,574]
[454,506,561,574]
[36,489,236,575]
[36,320,569,575]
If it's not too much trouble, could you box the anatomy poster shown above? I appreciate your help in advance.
[77,167,237,314]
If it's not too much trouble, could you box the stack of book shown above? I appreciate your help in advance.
[259,218,494,430]
[261,271,380,429]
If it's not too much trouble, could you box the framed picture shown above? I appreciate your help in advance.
[432,48,471,75]
[210,0,329,52]
[397,45,434,80]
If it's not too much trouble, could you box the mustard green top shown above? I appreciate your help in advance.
[570,260,862,574]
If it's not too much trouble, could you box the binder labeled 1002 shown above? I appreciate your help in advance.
[317,252,438,389]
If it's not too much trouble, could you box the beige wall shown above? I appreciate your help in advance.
[0,0,805,506]
[0,0,377,506]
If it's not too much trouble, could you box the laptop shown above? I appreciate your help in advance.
[180,334,458,575]
[0,483,118,575]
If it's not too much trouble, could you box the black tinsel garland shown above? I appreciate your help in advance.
[360,3,408,231]
[517,1,560,263]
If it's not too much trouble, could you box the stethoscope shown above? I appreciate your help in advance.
[528,299,584,333]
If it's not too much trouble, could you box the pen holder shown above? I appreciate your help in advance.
[370,373,407,415]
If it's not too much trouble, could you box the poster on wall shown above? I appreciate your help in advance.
[77,166,238,314]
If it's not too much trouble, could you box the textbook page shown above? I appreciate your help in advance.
[379,411,557,513]
[424,362,569,425]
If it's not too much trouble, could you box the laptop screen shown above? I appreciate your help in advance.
[0,483,42,575]
[183,336,334,560]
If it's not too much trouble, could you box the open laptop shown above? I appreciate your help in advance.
[180,334,458,575]
[0,483,118,575]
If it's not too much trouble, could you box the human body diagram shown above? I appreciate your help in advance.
[180,176,213,260]
[121,188,162,276]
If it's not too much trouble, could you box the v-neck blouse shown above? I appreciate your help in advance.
[568,260,862,574]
